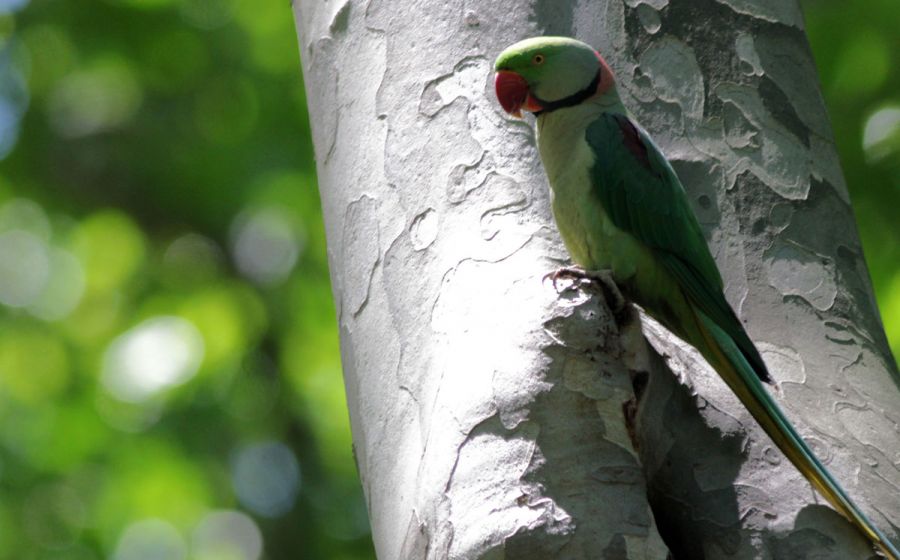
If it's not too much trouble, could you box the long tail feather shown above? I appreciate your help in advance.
[693,310,899,559]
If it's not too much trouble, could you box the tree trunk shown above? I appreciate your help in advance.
[292,1,900,559]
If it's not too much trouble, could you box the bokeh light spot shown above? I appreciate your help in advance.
[162,233,223,286]
[191,510,263,560]
[0,229,50,307]
[863,105,900,162]
[47,56,142,137]
[60,292,124,347]
[102,316,204,402]
[113,519,186,560]
[29,248,86,321]
[0,197,52,240]
[0,0,29,14]
[177,284,266,371]
[71,210,145,294]
[230,206,303,287]
[231,441,300,518]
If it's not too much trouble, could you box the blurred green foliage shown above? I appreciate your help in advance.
[0,0,895,559]
[0,0,372,558]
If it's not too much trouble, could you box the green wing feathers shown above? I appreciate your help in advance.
[586,113,771,384]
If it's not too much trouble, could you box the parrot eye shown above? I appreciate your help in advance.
[532,54,545,65]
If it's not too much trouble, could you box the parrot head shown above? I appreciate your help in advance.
[494,36,616,118]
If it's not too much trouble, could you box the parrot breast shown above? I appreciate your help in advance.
[537,102,645,279]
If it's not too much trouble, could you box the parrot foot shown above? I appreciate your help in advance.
[544,266,628,320]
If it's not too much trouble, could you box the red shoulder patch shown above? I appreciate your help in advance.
[614,115,653,172]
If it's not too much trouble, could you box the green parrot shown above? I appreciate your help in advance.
[494,36,899,559]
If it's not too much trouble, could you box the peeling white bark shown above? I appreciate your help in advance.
[293,1,900,559]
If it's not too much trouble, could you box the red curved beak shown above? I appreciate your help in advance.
[494,70,529,118]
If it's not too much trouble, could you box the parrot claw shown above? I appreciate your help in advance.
[544,266,628,321]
